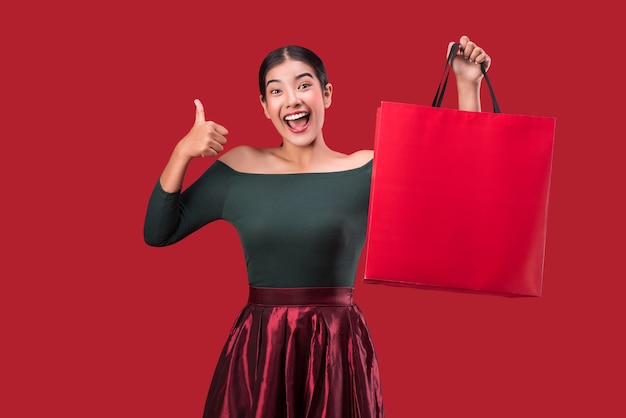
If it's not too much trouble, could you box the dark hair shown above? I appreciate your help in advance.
[258,45,329,102]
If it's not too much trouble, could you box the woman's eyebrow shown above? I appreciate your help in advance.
[295,72,314,80]
[266,72,314,87]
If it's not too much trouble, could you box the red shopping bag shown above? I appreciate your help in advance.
[363,45,556,297]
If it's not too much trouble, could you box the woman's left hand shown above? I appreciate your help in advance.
[447,35,491,85]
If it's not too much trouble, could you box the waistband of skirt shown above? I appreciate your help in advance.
[248,286,354,306]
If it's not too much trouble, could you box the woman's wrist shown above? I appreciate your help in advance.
[456,80,482,112]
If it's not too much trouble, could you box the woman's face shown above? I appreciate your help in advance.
[260,58,332,147]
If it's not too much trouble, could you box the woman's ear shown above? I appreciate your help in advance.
[323,83,333,109]
[259,95,271,119]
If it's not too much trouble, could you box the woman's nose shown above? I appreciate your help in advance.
[285,90,302,107]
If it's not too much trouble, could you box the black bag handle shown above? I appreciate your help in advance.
[432,43,500,113]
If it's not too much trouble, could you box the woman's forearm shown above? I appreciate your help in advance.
[159,144,193,193]
[457,80,482,112]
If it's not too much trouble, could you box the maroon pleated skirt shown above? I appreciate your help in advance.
[203,286,384,418]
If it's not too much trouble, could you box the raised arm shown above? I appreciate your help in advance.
[143,99,230,247]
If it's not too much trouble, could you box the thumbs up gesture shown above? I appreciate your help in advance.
[177,99,229,159]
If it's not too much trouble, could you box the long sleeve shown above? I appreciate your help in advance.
[143,161,235,247]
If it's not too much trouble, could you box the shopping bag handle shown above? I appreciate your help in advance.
[432,43,501,113]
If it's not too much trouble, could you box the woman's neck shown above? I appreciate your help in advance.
[272,137,338,170]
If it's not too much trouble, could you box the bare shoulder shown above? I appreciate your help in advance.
[346,149,374,167]
[322,149,373,172]
[218,145,265,171]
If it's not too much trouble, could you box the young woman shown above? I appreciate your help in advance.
[144,35,491,418]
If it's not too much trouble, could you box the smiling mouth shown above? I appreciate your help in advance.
[284,112,310,130]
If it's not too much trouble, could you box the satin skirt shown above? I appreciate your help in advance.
[203,286,384,418]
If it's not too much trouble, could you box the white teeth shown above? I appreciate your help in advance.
[284,112,308,121]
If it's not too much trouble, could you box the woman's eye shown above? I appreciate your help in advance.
[298,83,311,90]
[270,89,280,94]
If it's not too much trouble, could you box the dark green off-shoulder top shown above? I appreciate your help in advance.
[144,159,372,288]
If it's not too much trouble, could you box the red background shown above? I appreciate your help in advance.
[2,1,624,417]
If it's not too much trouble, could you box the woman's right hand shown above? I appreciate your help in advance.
[176,99,229,159]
